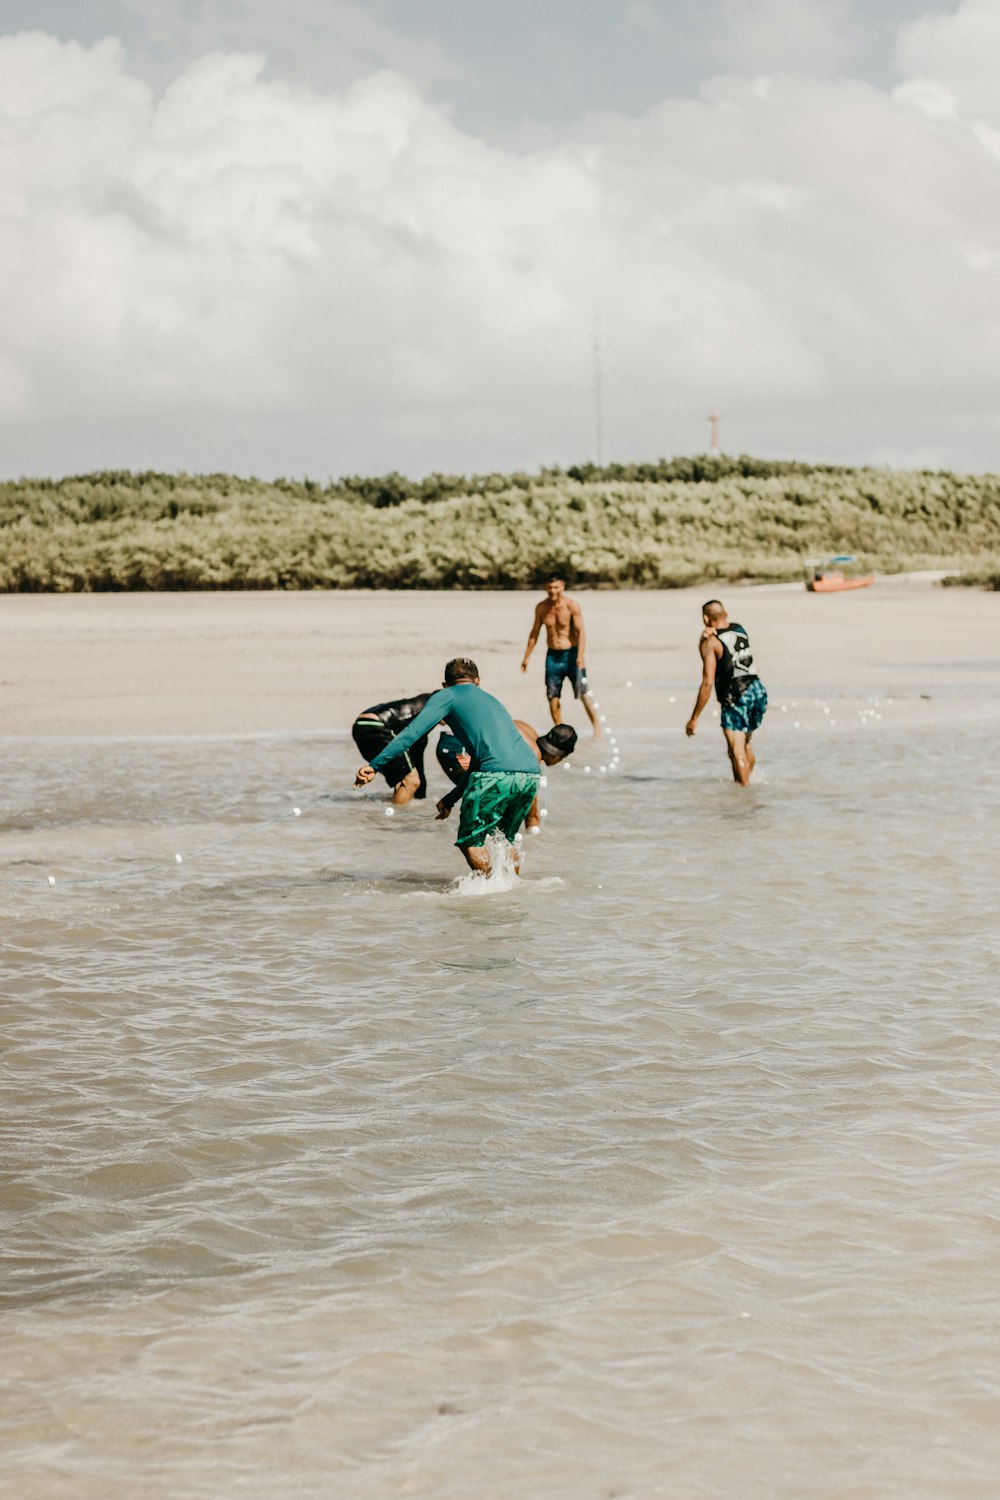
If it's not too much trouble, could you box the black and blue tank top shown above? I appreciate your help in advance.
[714,624,758,706]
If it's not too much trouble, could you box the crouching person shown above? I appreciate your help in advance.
[436,720,577,834]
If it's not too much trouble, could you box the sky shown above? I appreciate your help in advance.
[2,0,1000,479]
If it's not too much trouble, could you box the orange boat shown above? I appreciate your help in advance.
[806,556,875,593]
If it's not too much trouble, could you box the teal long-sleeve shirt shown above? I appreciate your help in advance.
[369,684,538,777]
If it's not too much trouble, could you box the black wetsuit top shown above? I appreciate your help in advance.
[352,694,434,798]
[359,694,432,731]
[713,624,759,707]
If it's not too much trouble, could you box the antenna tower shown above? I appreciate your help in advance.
[708,410,721,457]
[592,313,604,467]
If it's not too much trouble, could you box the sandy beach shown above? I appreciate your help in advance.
[1,576,997,739]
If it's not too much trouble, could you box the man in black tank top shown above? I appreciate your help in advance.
[685,599,768,786]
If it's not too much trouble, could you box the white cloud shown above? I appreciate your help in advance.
[1,23,1000,477]
[892,78,958,121]
[713,0,859,77]
[898,0,1000,127]
[119,0,461,95]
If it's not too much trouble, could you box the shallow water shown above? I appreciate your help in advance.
[3,697,1000,1499]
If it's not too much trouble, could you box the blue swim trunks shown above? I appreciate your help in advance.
[720,678,768,734]
[545,647,590,701]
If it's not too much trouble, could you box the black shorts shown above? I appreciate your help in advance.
[352,718,428,797]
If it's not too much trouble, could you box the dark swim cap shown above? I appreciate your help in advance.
[536,723,577,759]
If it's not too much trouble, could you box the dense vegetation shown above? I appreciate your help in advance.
[1,458,998,591]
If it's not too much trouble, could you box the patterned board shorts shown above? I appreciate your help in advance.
[720,678,768,735]
[455,771,541,848]
[545,647,590,701]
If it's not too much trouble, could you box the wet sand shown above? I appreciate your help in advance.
[1,576,997,738]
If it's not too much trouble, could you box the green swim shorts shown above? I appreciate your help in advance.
[455,771,540,848]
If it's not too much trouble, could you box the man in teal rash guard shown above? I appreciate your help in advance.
[354,658,540,876]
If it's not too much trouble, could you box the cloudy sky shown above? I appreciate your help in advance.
[2,0,1000,479]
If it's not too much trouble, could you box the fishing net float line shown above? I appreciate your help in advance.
[0,781,419,889]
[0,784,416,889]
[556,695,622,783]
[0,736,619,888]
[0,699,623,889]
[0,799,315,889]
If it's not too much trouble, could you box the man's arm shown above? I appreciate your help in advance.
[570,599,586,669]
[354,688,452,784]
[521,602,545,672]
[435,774,469,819]
[686,639,719,736]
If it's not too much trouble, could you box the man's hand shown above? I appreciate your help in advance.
[685,718,698,738]
[520,659,529,673]
[355,765,376,787]
[435,799,452,820]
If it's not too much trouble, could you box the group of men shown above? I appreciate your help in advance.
[353,578,768,876]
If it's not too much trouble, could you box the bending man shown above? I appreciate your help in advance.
[685,600,768,786]
[351,693,433,804]
[436,720,577,834]
[355,659,540,876]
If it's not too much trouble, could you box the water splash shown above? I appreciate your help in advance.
[451,833,522,896]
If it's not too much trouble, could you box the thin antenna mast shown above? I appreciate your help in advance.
[592,312,604,467]
[707,410,721,457]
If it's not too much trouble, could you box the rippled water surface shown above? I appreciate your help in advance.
[3,701,1000,1499]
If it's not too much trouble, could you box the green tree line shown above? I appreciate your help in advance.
[1,459,998,591]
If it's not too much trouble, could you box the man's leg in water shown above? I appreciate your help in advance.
[580,691,602,740]
[462,843,491,875]
[391,768,421,804]
[723,728,752,786]
[746,734,756,778]
[548,695,562,726]
[460,841,520,877]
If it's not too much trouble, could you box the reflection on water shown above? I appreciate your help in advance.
[2,704,1000,1498]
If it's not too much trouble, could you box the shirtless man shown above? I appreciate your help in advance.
[685,600,768,786]
[520,575,601,739]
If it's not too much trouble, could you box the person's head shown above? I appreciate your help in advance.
[702,599,728,629]
[535,722,577,766]
[444,657,479,686]
[544,574,565,602]
[435,732,470,784]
